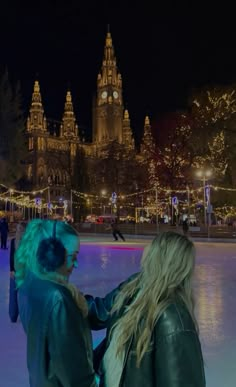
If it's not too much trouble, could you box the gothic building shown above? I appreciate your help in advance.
[26,30,151,199]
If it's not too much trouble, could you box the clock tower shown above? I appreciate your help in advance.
[93,28,124,145]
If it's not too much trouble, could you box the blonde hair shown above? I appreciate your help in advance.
[15,219,88,316]
[111,231,197,366]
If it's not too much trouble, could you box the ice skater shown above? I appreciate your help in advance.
[182,218,189,235]
[110,219,125,241]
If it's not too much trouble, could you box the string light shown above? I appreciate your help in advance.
[1,183,236,212]
[71,184,236,199]
[0,184,50,209]
[0,183,49,194]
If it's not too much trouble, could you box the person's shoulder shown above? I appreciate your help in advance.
[46,282,80,309]
[39,278,82,316]
[155,301,196,339]
[22,273,71,305]
[44,280,72,303]
[48,284,86,322]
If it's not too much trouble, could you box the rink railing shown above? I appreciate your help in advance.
[74,223,236,239]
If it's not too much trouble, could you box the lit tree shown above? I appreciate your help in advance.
[192,88,236,125]
[140,116,155,159]
[139,116,159,189]
[191,86,236,185]
[155,124,193,190]
[90,140,139,195]
[208,131,228,179]
[0,69,27,185]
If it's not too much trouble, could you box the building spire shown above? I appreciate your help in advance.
[122,109,135,150]
[97,29,122,89]
[145,115,150,126]
[27,80,47,132]
[60,90,78,139]
[34,80,40,95]
[93,29,124,145]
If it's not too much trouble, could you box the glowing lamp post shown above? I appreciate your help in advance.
[196,170,212,227]
[9,189,14,219]
[101,189,107,214]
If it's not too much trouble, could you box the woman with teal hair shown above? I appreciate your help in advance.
[15,219,97,387]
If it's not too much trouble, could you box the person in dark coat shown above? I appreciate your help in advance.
[15,219,97,387]
[9,221,27,322]
[110,220,125,241]
[182,218,189,235]
[86,232,206,387]
[0,217,9,249]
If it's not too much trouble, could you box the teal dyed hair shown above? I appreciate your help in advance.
[15,219,79,288]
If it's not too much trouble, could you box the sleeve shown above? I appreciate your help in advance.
[48,298,97,387]
[10,239,15,271]
[154,331,206,387]
[85,272,140,330]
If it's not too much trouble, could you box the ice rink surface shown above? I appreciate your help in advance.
[0,235,236,386]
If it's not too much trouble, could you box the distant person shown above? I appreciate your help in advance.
[15,219,97,387]
[9,221,27,322]
[182,218,189,235]
[0,217,9,249]
[110,220,125,241]
[87,231,206,387]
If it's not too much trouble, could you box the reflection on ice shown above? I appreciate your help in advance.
[0,239,236,386]
[195,264,224,346]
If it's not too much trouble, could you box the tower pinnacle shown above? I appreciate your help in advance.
[27,80,47,132]
[60,90,78,139]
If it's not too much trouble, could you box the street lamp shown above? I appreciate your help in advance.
[196,170,212,227]
[101,189,107,214]
[9,189,14,219]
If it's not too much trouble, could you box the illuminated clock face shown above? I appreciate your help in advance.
[113,91,119,99]
[101,91,108,99]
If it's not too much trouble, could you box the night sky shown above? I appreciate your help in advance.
[1,0,236,142]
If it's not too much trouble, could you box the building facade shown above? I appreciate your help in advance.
[26,30,150,200]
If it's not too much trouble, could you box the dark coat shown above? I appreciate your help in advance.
[10,238,15,271]
[0,219,9,236]
[110,222,120,232]
[182,220,189,232]
[86,274,206,387]
[19,272,97,387]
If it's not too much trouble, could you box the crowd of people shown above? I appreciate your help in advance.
[4,216,205,386]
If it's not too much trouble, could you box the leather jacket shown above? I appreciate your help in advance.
[86,274,206,387]
[19,272,97,387]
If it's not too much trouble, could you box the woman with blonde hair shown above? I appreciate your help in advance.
[9,221,27,322]
[87,231,206,387]
[15,218,97,387]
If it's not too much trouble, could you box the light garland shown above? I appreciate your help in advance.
[0,183,236,212]
[72,184,236,199]
[0,184,50,209]
[211,185,236,192]
[0,183,49,194]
